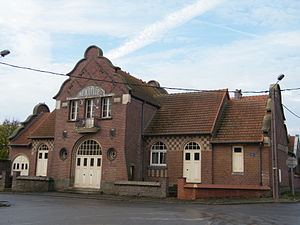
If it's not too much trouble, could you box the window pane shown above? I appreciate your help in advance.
[21,163,24,170]
[39,153,43,159]
[84,158,88,166]
[25,164,28,170]
[194,153,200,160]
[44,153,48,159]
[97,158,101,167]
[160,152,166,164]
[90,158,94,167]
[234,147,242,153]
[152,152,158,164]
[77,158,81,166]
[85,99,93,118]
[17,163,19,169]
[185,153,191,160]
[101,97,112,118]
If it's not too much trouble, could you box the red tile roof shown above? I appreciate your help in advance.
[30,110,56,139]
[9,112,51,146]
[117,70,162,106]
[212,95,268,143]
[144,90,228,135]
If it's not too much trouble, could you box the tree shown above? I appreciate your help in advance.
[0,119,20,160]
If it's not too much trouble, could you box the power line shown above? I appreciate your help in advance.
[0,61,298,94]
[283,104,300,119]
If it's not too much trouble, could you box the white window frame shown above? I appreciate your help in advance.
[85,99,93,119]
[232,146,244,173]
[69,100,78,121]
[101,97,112,118]
[12,155,29,176]
[150,142,167,166]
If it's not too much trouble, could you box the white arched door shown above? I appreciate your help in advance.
[12,155,29,176]
[183,142,201,183]
[74,140,102,189]
[36,144,49,176]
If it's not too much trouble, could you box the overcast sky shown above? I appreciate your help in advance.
[0,0,299,135]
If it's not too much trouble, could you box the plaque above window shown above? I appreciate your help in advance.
[77,86,105,98]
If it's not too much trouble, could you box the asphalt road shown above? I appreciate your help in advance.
[0,193,300,225]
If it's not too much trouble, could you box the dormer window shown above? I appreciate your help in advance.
[69,100,78,121]
[101,97,112,118]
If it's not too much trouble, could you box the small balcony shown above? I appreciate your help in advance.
[75,118,100,134]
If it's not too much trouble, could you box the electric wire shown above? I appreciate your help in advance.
[283,104,300,119]
[0,61,299,94]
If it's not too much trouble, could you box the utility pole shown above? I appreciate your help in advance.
[271,86,279,201]
[270,74,284,201]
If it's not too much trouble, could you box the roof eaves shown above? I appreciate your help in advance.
[8,143,31,148]
[211,139,263,144]
[143,132,212,137]
[29,136,54,139]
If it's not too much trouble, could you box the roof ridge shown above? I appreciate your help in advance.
[155,89,228,97]
[230,95,269,101]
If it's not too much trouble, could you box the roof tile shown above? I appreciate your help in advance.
[212,95,268,143]
[144,90,227,135]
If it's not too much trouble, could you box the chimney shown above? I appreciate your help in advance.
[234,89,242,100]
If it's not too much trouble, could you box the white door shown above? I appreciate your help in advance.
[74,140,102,189]
[183,142,201,183]
[12,155,29,176]
[36,144,49,176]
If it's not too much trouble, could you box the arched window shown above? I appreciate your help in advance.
[150,142,167,166]
[38,144,49,159]
[12,155,29,176]
[77,140,102,155]
[184,142,201,150]
[184,141,201,161]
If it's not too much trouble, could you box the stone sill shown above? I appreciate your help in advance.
[114,180,160,187]
[184,184,271,190]
[148,165,167,169]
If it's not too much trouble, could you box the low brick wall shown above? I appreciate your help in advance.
[178,178,271,200]
[12,173,54,192]
[114,178,168,198]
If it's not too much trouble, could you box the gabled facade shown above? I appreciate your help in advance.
[8,46,293,198]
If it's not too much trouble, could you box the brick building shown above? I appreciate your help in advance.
[8,46,292,198]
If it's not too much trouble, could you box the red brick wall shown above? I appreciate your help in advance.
[9,147,36,176]
[125,98,157,181]
[212,144,265,186]
[51,47,134,189]
[144,135,212,185]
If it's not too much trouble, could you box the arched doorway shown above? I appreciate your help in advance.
[183,141,201,183]
[12,155,29,176]
[74,139,102,189]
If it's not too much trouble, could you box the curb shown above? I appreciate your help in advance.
[1,191,299,205]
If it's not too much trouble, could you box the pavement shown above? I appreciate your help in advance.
[1,191,299,206]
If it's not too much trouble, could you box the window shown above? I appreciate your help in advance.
[11,155,29,176]
[85,99,93,118]
[101,97,112,118]
[185,142,201,150]
[69,100,78,121]
[150,142,167,166]
[77,140,102,156]
[232,146,244,172]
